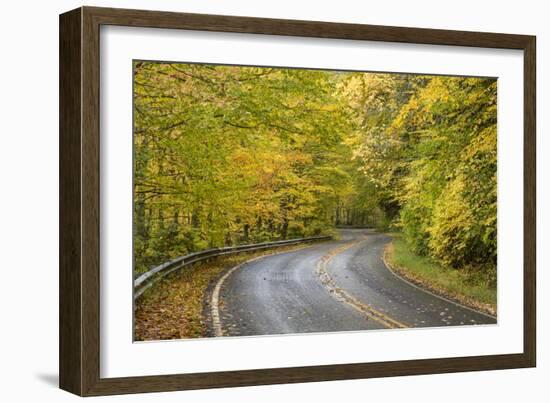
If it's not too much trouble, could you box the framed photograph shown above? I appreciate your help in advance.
[59,6,536,396]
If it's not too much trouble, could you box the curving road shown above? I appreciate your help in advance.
[211,229,496,337]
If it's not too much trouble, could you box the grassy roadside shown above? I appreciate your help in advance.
[134,242,324,341]
[383,234,496,316]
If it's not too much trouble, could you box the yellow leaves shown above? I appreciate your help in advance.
[461,126,497,160]
[427,174,475,266]
[134,61,497,279]
[356,73,499,271]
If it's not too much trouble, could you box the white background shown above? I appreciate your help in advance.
[101,26,523,378]
[0,0,547,401]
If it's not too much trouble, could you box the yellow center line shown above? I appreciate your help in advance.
[316,239,409,329]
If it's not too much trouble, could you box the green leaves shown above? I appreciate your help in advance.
[133,62,365,273]
[340,72,497,276]
[133,61,497,279]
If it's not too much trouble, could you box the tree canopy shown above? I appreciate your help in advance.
[133,62,497,283]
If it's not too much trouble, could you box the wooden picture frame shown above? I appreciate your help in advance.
[59,6,536,396]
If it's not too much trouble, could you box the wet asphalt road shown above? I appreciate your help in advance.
[214,229,496,337]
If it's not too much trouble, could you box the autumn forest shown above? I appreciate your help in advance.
[133,62,497,285]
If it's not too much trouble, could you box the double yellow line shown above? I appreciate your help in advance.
[316,241,409,329]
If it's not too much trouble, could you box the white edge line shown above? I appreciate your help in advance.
[316,241,408,329]
[210,243,323,337]
[381,246,497,321]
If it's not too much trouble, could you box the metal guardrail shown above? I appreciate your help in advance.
[133,235,332,299]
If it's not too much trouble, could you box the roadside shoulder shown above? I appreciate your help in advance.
[382,239,496,318]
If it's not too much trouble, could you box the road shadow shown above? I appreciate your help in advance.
[35,373,58,388]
